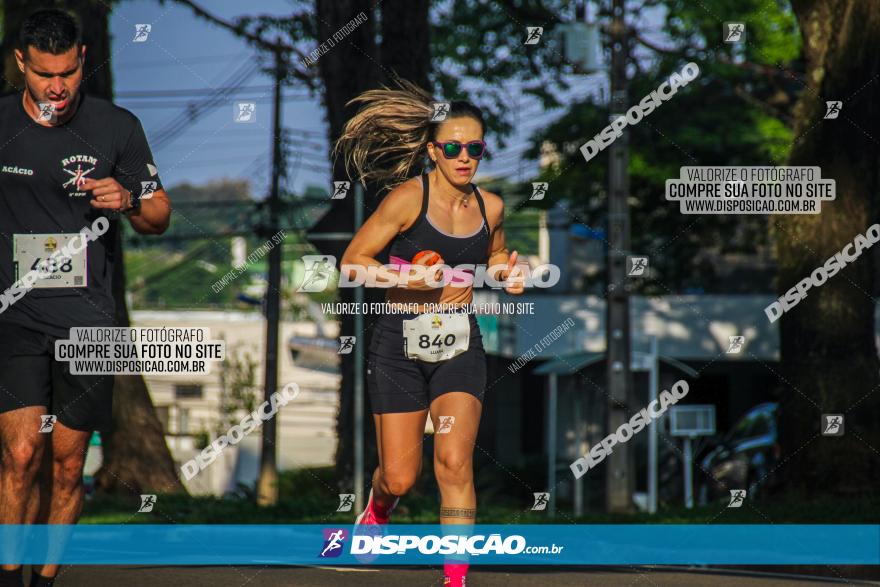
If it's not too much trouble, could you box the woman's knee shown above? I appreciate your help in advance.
[434,452,473,486]
[381,467,418,496]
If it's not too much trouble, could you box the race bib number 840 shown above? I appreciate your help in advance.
[402,313,470,363]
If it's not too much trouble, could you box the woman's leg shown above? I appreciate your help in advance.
[369,409,429,513]
[430,392,482,524]
[431,392,481,583]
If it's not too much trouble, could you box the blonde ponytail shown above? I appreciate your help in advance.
[333,78,435,190]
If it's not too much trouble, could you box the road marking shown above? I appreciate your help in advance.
[313,566,381,573]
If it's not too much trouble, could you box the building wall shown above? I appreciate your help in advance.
[132,310,340,495]
[473,291,782,361]
[484,350,787,512]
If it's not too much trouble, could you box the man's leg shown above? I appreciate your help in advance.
[24,442,53,525]
[30,421,90,579]
[0,407,48,574]
[0,324,53,584]
[21,444,53,587]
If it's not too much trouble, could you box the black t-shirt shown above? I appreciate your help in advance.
[0,92,163,338]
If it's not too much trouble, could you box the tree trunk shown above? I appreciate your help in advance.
[80,0,186,493]
[379,0,430,89]
[1,0,185,494]
[96,244,186,493]
[315,0,432,490]
[313,0,381,490]
[775,0,880,494]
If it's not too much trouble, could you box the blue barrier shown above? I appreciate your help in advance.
[1,524,876,565]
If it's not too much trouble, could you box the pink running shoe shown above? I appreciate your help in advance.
[354,488,398,525]
[443,561,469,587]
[352,488,399,563]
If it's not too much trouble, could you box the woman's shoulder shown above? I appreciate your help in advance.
[475,185,504,221]
[377,176,426,232]
[380,175,424,209]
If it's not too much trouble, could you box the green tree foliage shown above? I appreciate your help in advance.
[511,0,801,293]
[218,342,259,433]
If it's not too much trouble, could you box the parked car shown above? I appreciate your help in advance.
[698,402,780,504]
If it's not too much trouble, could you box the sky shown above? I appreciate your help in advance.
[109,1,662,199]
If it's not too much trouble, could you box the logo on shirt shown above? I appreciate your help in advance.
[1,165,34,176]
[61,154,98,197]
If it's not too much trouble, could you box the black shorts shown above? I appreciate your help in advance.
[367,312,487,414]
[0,322,114,432]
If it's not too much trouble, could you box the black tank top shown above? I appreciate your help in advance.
[388,173,491,267]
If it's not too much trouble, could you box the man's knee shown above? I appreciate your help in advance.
[52,454,85,493]
[1,440,44,480]
[434,452,472,486]
[382,468,417,497]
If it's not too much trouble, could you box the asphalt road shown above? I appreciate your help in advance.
[40,565,878,586]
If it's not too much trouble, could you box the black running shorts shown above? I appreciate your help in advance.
[0,322,114,432]
[367,312,487,414]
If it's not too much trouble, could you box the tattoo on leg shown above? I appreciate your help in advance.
[440,507,476,519]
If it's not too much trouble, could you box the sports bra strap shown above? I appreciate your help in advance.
[472,184,490,231]
[420,173,430,218]
[421,173,489,230]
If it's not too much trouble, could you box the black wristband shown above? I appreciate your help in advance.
[123,191,142,216]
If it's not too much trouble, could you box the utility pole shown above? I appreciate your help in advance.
[605,0,635,513]
[353,184,365,512]
[256,43,285,506]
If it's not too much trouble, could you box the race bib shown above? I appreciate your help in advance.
[13,233,88,288]
[402,313,470,363]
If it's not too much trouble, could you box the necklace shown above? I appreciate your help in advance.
[452,190,471,208]
[431,174,472,208]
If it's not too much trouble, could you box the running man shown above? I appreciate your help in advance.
[0,9,171,587]
[336,80,525,587]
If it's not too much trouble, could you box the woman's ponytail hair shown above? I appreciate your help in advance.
[333,78,485,190]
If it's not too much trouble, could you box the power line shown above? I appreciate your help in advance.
[150,60,259,152]
[123,95,310,109]
[157,136,326,149]
[116,53,258,68]
[117,86,309,99]
[167,127,325,137]
[163,149,331,167]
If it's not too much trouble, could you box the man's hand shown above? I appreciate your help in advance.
[81,177,133,212]
[500,250,526,295]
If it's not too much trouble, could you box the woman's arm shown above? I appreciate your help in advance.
[483,193,524,295]
[340,180,440,290]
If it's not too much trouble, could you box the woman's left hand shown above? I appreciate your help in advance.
[500,250,526,295]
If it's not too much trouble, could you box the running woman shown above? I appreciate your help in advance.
[0,9,171,587]
[336,80,525,587]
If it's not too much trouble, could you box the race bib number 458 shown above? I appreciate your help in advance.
[13,233,88,288]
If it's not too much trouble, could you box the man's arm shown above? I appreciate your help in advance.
[81,179,171,235]
[127,189,171,234]
[105,116,171,235]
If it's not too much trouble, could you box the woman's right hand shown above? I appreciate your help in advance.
[400,254,446,290]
